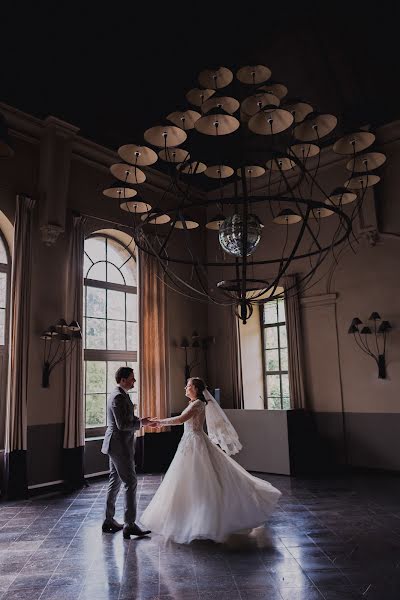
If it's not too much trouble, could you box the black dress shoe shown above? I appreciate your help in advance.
[123,524,151,539]
[102,519,123,533]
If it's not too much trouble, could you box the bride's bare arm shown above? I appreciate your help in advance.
[151,401,202,426]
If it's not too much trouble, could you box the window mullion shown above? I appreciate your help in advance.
[277,316,283,408]
[125,292,127,351]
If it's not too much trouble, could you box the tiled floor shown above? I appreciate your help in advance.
[1,472,400,599]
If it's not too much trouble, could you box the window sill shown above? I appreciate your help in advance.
[85,435,105,442]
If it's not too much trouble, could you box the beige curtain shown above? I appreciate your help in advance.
[62,215,86,490]
[230,306,244,409]
[4,195,35,498]
[284,275,306,409]
[64,216,85,449]
[138,251,169,433]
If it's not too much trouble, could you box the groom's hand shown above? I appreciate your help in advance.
[140,417,160,427]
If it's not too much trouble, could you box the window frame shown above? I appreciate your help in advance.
[83,234,138,438]
[0,230,11,448]
[260,298,291,410]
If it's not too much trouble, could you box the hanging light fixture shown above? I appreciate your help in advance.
[103,64,387,323]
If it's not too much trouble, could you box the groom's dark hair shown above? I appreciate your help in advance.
[115,366,133,383]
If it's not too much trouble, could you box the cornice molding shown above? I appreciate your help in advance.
[0,102,202,198]
[301,293,338,308]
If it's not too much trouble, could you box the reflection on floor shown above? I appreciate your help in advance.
[1,473,400,599]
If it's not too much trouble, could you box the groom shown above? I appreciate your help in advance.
[101,366,154,539]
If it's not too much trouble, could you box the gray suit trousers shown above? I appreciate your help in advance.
[105,447,137,526]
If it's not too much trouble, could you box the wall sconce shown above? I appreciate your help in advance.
[178,331,215,383]
[348,312,392,379]
[40,319,82,387]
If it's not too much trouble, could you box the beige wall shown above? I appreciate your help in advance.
[239,308,264,409]
[0,104,207,471]
[207,123,400,421]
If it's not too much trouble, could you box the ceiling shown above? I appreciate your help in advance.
[2,2,400,162]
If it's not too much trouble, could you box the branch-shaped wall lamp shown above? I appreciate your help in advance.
[348,312,392,379]
[40,319,82,387]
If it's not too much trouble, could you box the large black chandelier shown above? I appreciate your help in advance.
[103,64,386,323]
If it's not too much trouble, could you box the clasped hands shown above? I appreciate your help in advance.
[141,417,162,427]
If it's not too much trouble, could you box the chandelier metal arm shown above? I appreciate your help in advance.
[240,167,250,311]
[105,64,386,322]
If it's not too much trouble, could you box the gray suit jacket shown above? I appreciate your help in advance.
[101,386,141,456]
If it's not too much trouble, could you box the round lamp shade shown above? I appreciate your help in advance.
[241,91,280,116]
[237,165,265,178]
[141,210,171,225]
[206,213,226,230]
[273,209,302,224]
[294,113,337,141]
[103,182,137,199]
[118,144,158,166]
[309,207,334,219]
[344,174,381,189]
[173,215,199,229]
[248,106,294,135]
[345,151,386,172]
[328,187,357,205]
[158,148,190,163]
[185,87,216,106]
[178,161,207,174]
[236,64,272,85]
[120,200,152,213]
[195,108,240,136]
[283,101,313,123]
[289,143,320,160]
[204,165,234,179]
[198,66,233,89]
[167,110,201,130]
[144,125,187,148]
[201,96,240,115]
[258,82,288,100]
[266,157,296,171]
[333,131,375,155]
[110,163,146,184]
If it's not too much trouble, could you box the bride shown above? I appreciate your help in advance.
[140,377,281,544]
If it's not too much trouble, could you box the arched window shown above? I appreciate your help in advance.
[0,232,10,447]
[83,235,138,436]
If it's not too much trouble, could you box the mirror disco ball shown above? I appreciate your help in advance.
[219,213,262,257]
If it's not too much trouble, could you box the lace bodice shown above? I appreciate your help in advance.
[157,399,205,433]
[184,400,205,433]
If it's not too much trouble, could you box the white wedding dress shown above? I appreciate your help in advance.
[140,399,281,544]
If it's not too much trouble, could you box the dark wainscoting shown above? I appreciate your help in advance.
[21,413,400,490]
[27,423,64,487]
[84,438,109,476]
[135,427,184,473]
[313,412,400,471]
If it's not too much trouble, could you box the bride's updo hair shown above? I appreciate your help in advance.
[190,377,208,404]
